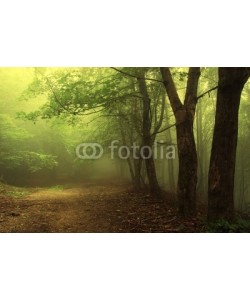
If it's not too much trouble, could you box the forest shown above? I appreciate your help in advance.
[0,67,250,232]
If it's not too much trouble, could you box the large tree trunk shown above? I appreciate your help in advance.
[176,110,198,215]
[208,68,249,221]
[160,67,200,216]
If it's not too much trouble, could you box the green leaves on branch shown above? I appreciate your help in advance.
[20,68,122,120]
[0,151,57,172]
[0,113,58,174]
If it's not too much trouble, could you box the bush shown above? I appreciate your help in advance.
[208,218,250,233]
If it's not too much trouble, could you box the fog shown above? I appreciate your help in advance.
[0,67,250,233]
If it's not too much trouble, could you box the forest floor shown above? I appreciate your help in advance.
[0,181,249,233]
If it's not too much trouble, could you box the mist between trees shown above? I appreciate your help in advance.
[0,67,249,222]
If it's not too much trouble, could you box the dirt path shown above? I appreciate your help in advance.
[0,182,205,233]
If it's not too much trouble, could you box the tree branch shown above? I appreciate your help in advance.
[184,67,201,106]
[160,67,183,113]
[111,67,164,83]
[152,123,176,135]
[197,85,218,100]
[35,68,71,113]
[152,91,166,137]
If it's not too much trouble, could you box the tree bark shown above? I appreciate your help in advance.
[165,108,175,191]
[117,111,136,183]
[175,111,198,215]
[137,73,161,196]
[196,102,204,192]
[160,67,201,216]
[133,155,143,189]
[208,68,249,221]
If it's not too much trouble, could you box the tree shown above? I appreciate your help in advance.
[208,67,250,221]
[0,114,58,185]
[235,83,250,211]
[160,67,201,216]
[27,67,173,194]
[137,70,162,195]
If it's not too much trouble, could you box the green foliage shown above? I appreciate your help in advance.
[0,150,58,172]
[48,185,64,190]
[207,218,250,233]
[20,152,58,173]
[0,114,58,174]
[19,68,124,122]
[177,224,186,232]
[0,182,30,199]
[1,66,249,220]
[5,190,30,199]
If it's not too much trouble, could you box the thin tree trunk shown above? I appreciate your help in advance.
[165,106,175,191]
[208,67,249,221]
[196,102,204,192]
[118,117,135,184]
[133,154,142,190]
[137,73,161,196]
[130,77,143,190]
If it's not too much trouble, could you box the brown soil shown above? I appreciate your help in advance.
[0,182,206,233]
